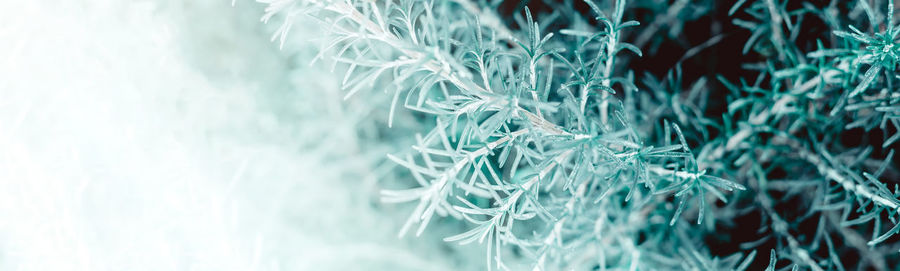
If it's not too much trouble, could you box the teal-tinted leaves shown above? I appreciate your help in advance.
[729,0,793,57]
[868,221,900,246]
[617,20,640,31]
[833,2,900,99]
[849,65,882,98]
[647,122,745,226]
[616,42,643,57]
[729,0,749,16]
[765,249,777,271]
[268,0,900,269]
[833,27,876,44]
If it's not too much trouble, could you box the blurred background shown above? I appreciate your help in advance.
[0,0,479,270]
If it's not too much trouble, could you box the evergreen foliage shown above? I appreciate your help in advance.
[255,0,900,269]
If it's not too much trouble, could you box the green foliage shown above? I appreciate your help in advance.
[255,0,900,270]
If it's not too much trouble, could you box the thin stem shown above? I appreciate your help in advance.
[799,149,899,211]
[758,191,824,271]
[326,1,587,139]
[597,16,620,124]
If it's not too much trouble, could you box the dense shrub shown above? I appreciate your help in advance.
[257,0,900,269]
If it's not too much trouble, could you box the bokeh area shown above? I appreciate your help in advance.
[0,1,476,270]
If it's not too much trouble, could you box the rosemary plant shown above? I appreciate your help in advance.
[255,0,900,269]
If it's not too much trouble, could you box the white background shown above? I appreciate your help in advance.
[0,1,477,270]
